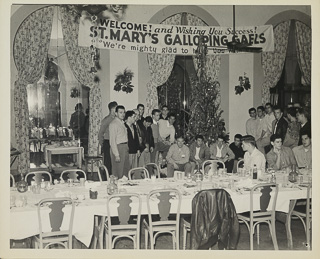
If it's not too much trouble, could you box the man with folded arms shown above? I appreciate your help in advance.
[189,135,210,174]
[166,136,192,178]
[242,135,266,173]
[109,105,129,178]
[266,134,297,171]
[293,132,312,169]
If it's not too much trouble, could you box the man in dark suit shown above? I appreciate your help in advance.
[296,107,311,145]
[272,106,288,142]
[189,135,210,174]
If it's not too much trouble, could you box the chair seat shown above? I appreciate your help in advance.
[143,218,177,232]
[238,213,272,222]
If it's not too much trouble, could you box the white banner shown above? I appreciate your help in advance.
[78,17,274,55]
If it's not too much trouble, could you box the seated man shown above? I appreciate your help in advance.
[242,135,266,173]
[266,134,297,171]
[166,136,192,178]
[229,134,245,172]
[189,135,210,174]
[292,132,312,169]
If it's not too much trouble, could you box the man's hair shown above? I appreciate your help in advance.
[287,107,297,117]
[195,135,204,140]
[296,107,310,119]
[257,106,265,112]
[176,135,185,141]
[234,134,242,140]
[124,110,135,120]
[273,105,282,112]
[265,102,272,108]
[108,101,118,110]
[162,105,168,110]
[168,112,176,118]
[241,135,256,147]
[152,109,161,116]
[145,116,153,123]
[75,103,83,111]
[287,102,294,107]
[302,131,311,139]
[248,107,256,113]
[137,103,144,109]
[115,105,125,113]
[270,134,282,143]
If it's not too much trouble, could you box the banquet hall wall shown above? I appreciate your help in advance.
[10,5,311,146]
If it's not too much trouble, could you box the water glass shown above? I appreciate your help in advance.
[10,195,16,207]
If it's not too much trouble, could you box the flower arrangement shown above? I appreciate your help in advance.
[235,73,251,95]
[70,87,81,98]
[114,68,134,93]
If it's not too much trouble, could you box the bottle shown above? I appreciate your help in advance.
[107,176,118,195]
[289,169,298,183]
[16,173,28,193]
[252,164,258,180]
[195,163,203,182]
[271,172,276,183]
[40,179,45,189]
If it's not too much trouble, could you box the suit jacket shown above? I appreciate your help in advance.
[209,143,235,160]
[190,189,240,249]
[298,120,311,145]
[138,124,155,152]
[125,123,140,154]
[189,142,210,163]
[272,116,288,142]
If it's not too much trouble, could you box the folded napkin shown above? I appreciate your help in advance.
[118,176,128,182]
[236,178,256,189]
[55,190,71,198]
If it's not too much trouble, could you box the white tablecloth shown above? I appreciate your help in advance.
[10,177,308,247]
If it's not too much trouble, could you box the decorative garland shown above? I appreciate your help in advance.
[70,86,81,98]
[114,68,134,93]
[235,73,251,95]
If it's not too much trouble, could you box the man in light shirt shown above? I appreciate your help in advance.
[158,113,176,160]
[293,132,312,169]
[256,105,271,155]
[166,136,192,178]
[189,135,210,174]
[242,135,266,173]
[265,103,276,134]
[109,105,129,178]
[246,107,260,141]
[98,101,117,175]
[150,109,161,163]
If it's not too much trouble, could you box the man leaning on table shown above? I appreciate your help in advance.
[266,134,297,171]
[241,135,266,173]
[109,105,130,178]
[166,136,192,178]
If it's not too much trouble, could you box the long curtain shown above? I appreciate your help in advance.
[261,21,291,105]
[295,21,311,86]
[13,6,54,174]
[59,6,102,156]
[145,14,182,115]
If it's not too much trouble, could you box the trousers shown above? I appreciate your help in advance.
[110,143,129,178]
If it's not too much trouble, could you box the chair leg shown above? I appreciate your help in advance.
[183,226,187,250]
[269,221,279,250]
[250,227,254,250]
[286,215,293,249]
[176,229,179,250]
[144,228,148,249]
[257,224,260,245]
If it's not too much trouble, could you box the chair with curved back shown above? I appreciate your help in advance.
[60,169,87,182]
[97,164,110,182]
[144,163,161,178]
[236,159,245,173]
[104,193,142,249]
[237,183,279,250]
[25,171,52,185]
[202,160,225,175]
[10,174,15,187]
[35,197,75,249]
[143,189,182,249]
[128,167,149,180]
[286,183,312,250]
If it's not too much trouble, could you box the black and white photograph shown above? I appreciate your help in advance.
[1,0,319,257]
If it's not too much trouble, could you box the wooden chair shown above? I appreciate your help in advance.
[202,160,225,175]
[143,189,182,249]
[60,169,87,181]
[286,183,312,250]
[25,171,52,185]
[35,197,75,249]
[104,193,142,249]
[144,163,161,178]
[237,183,279,250]
[128,167,149,180]
[10,174,15,187]
[97,165,110,182]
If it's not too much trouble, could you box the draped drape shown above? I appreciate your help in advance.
[59,6,102,156]
[261,21,291,105]
[145,14,182,115]
[186,13,221,82]
[295,21,311,86]
[13,6,54,174]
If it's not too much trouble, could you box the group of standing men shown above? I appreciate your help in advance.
[98,102,176,178]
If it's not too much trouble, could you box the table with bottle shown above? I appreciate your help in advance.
[10,168,311,248]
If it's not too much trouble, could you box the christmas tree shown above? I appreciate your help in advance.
[186,37,224,144]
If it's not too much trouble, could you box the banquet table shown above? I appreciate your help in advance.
[10,174,310,248]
